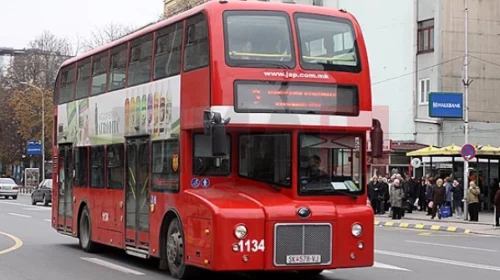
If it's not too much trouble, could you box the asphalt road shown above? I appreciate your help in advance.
[1,196,500,280]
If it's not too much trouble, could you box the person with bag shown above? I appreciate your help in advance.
[466,181,481,222]
[431,178,446,220]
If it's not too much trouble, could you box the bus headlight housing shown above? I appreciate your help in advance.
[351,223,363,237]
[234,224,248,239]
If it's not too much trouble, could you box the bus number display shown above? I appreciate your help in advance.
[234,81,359,116]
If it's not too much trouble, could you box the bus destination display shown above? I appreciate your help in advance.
[234,81,359,115]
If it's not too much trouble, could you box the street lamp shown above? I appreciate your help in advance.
[20,82,45,181]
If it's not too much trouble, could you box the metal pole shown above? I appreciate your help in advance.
[463,0,470,221]
[41,86,45,182]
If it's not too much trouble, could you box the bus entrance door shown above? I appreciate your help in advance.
[124,137,151,257]
[57,144,74,235]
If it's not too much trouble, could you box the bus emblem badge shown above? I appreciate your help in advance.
[172,154,179,172]
[297,207,311,219]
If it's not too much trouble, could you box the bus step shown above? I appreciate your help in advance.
[125,247,150,259]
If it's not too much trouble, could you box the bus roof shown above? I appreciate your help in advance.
[61,0,356,68]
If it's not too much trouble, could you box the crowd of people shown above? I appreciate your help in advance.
[368,172,500,226]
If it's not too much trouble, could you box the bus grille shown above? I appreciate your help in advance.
[273,223,332,266]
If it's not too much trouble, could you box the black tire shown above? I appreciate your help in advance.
[297,270,323,277]
[79,207,99,253]
[43,195,49,206]
[12,195,17,200]
[31,195,36,205]
[166,218,198,279]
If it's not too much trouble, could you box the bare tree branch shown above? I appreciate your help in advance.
[80,23,137,52]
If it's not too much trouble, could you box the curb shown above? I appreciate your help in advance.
[374,220,471,234]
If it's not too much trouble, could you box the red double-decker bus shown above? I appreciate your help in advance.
[51,1,383,278]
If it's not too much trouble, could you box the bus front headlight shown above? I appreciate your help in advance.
[234,224,248,239]
[351,223,363,237]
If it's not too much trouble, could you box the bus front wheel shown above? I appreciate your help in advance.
[166,218,197,279]
[79,207,99,253]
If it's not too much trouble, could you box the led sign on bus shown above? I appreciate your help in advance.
[234,81,359,115]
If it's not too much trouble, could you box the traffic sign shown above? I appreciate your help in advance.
[411,158,422,168]
[461,144,476,161]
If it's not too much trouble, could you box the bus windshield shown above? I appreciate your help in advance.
[295,13,359,72]
[224,11,295,68]
[298,134,362,195]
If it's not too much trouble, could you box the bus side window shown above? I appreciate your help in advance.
[193,134,230,176]
[154,22,183,80]
[184,13,209,72]
[90,146,105,188]
[109,43,127,91]
[106,144,124,189]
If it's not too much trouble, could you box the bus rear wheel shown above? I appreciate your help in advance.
[79,207,99,253]
[166,218,197,279]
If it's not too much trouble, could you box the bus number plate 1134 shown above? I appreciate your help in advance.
[286,254,321,264]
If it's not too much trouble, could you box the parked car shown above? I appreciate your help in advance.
[31,179,52,206]
[0,178,19,199]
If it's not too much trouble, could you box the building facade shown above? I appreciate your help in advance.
[415,0,500,148]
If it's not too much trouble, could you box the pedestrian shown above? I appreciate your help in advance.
[444,177,454,216]
[378,177,389,215]
[466,181,481,222]
[431,178,446,220]
[451,179,464,218]
[425,178,434,216]
[368,176,380,214]
[494,186,500,227]
[390,179,404,220]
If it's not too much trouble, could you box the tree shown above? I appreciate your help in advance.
[80,23,136,52]
[0,31,71,164]
[3,31,73,90]
[9,87,53,160]
[0,88,25,163]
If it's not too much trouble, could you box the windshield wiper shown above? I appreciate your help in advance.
[231,62,291,69]
[303,188,358,200]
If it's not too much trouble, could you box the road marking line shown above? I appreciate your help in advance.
[81,257,145,275]
[23,207,50,211]
[373,261,411,271]
[375,249,500,272]
[8,213,31,218]
[44,219,51,222]
[405,240,497,252]
[0,201,31,207]
[0,231,23,255]
[321,262,411,273]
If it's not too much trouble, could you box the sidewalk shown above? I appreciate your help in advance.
[375,210,500,236]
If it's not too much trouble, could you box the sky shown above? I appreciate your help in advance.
[0,0,163,50]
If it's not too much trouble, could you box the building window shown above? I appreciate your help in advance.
[419,78,431,104]
[313,0,323,6]
[417,19,434,54]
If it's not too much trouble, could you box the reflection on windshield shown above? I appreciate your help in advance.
[296,14,358,70]
[225,12,294,67]
[239,134,291,186]
[299,134,361,194]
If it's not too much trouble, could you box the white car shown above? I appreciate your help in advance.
[0,178,19,199]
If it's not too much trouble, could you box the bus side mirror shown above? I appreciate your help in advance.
[370,119,383,158]
[203,110,231,157]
